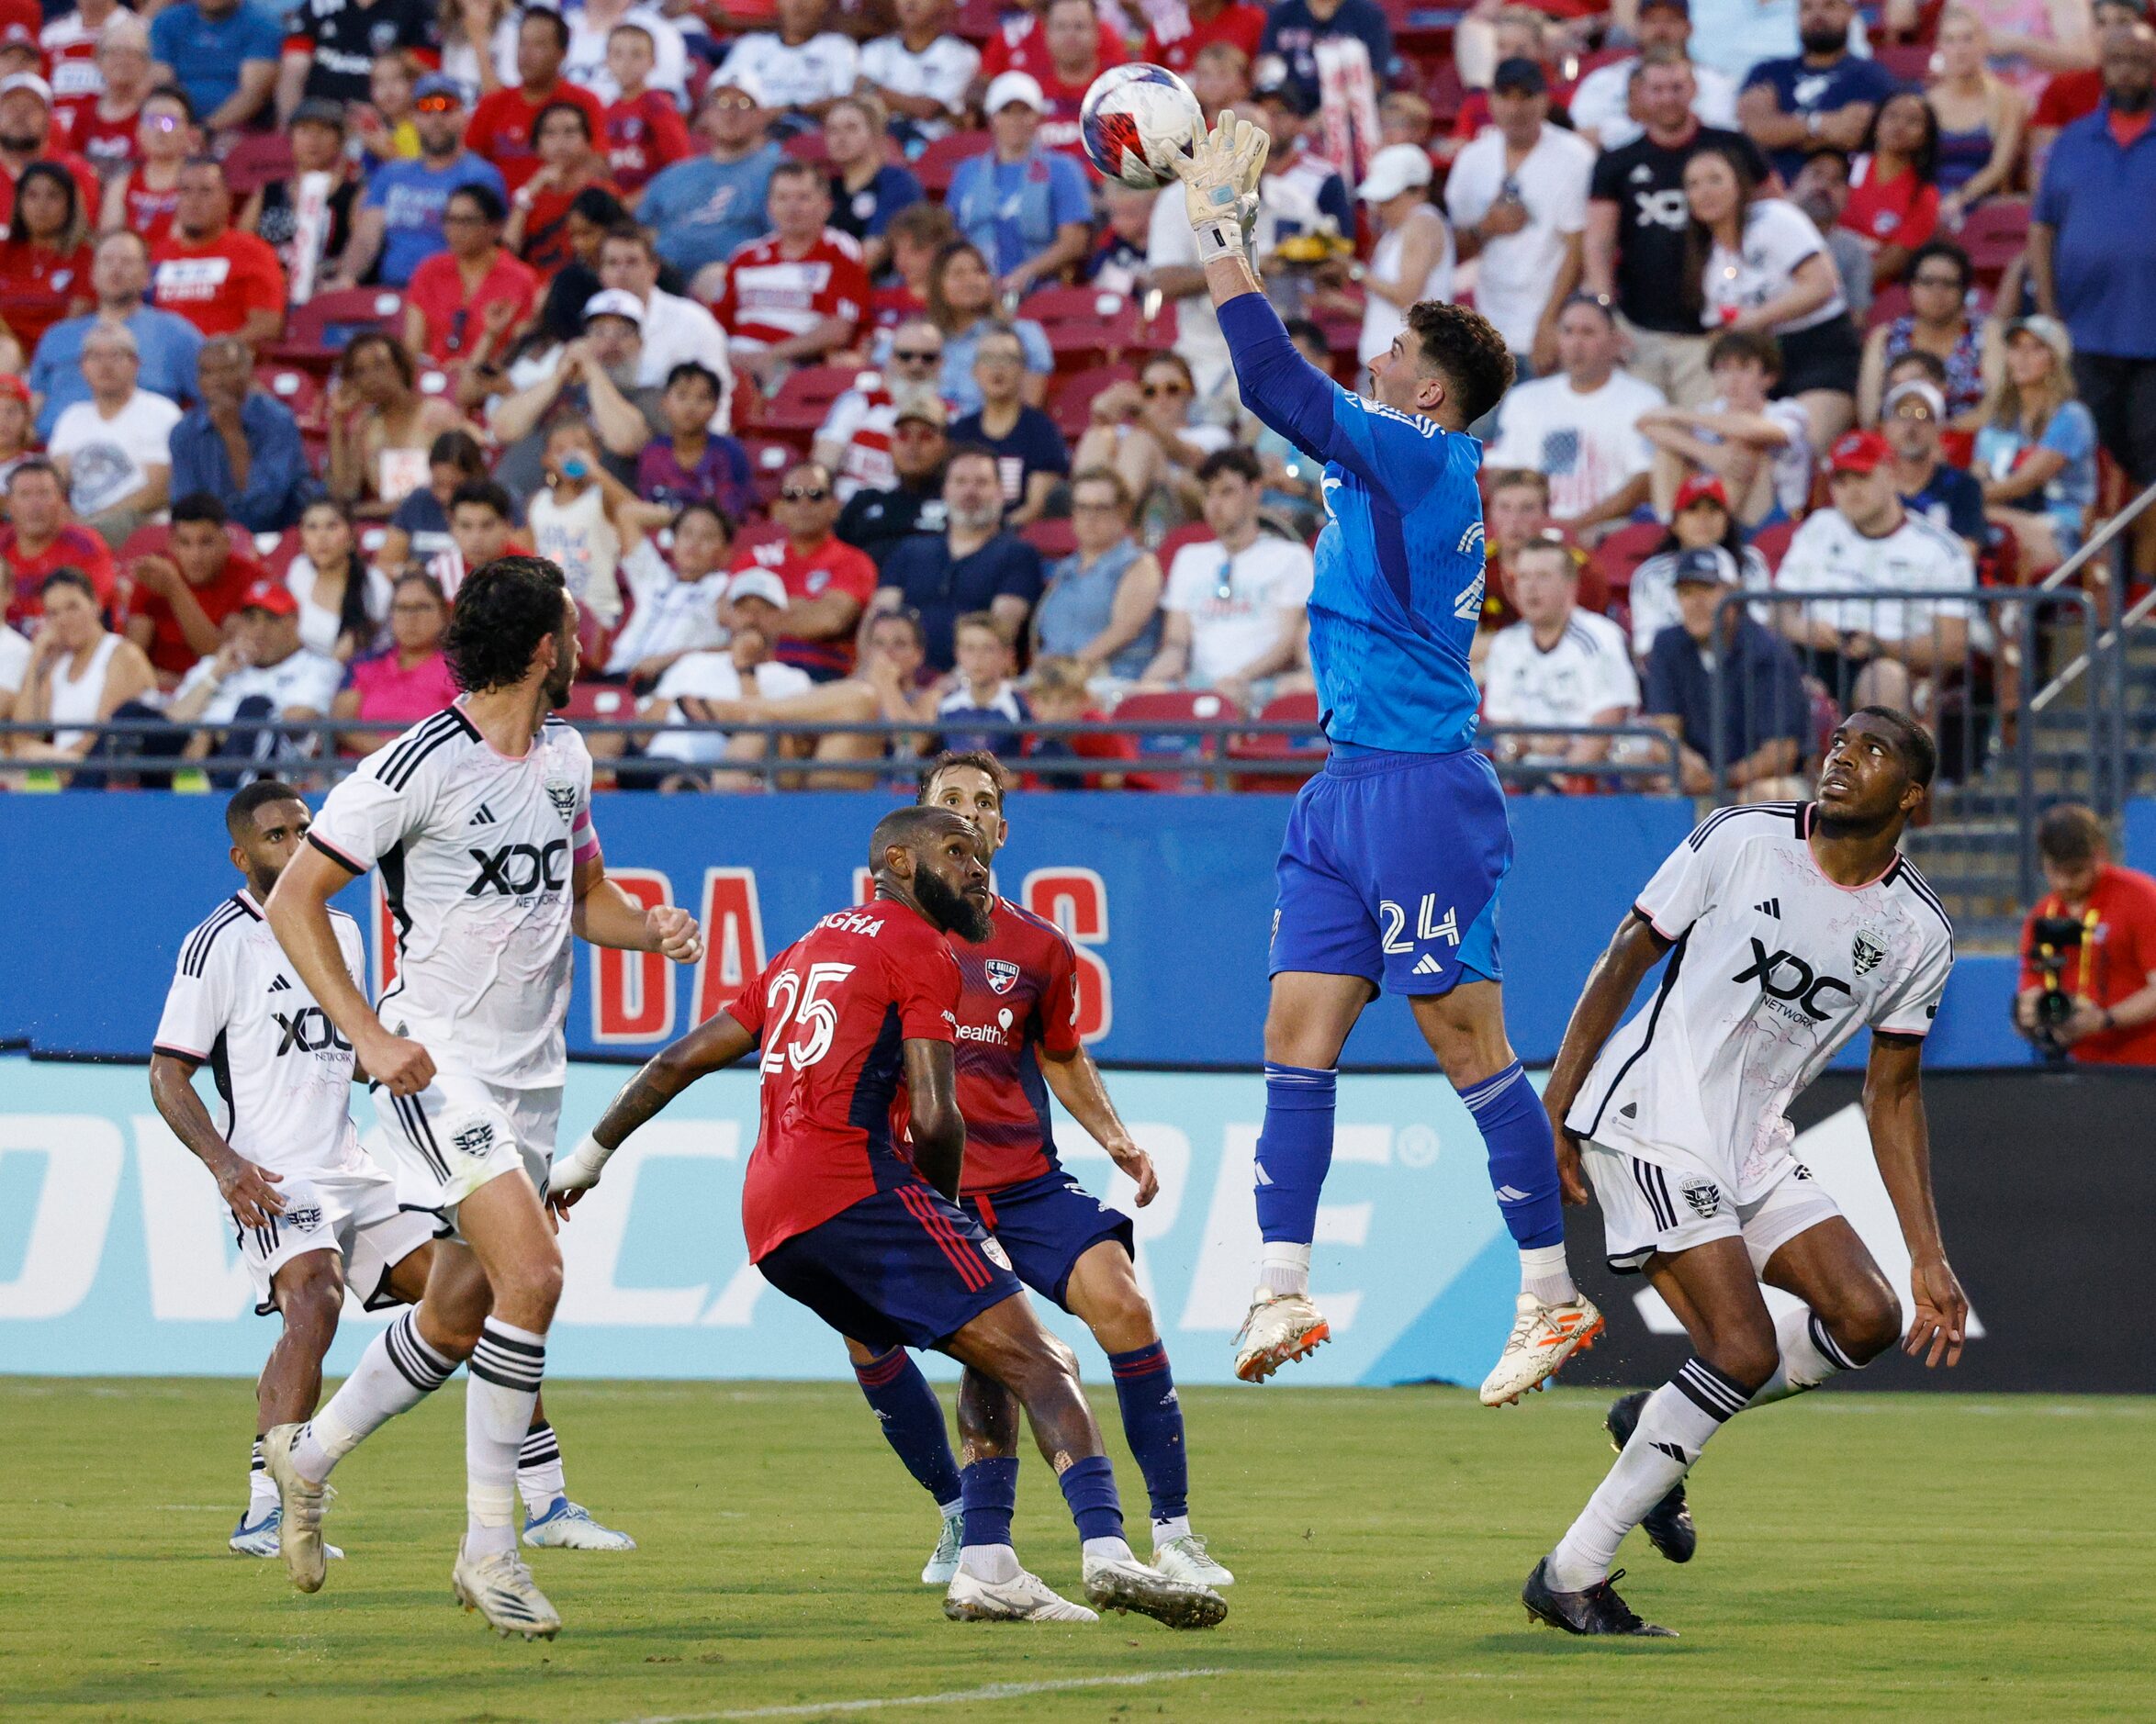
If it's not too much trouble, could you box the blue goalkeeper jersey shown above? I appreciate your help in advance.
[1218,293,1488,756]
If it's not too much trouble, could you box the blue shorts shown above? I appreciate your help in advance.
[965,1170,1133,1312]
[758,1183,1024,1352]
[1271,746,1511,996]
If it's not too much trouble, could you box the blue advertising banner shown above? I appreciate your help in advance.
[0,791,2023,1069]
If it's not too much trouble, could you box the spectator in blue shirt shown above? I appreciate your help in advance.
[1260,0,1393,112]
[27,231,203,442]
[167,337,317,532]
[871,445,1045,669]
[896,240,1053,413]
[823,93,922,277]
[1736,0,1901,183]
[2030,19,2156,577]
[946,73,1092,298]
[1644,547,1810,796]
[331,75,507,291]
[639,71,786,295]
[949,324,1069,523]
[1973,315,2100,575]
[148,0,282,137]
[1881,370,1988,561]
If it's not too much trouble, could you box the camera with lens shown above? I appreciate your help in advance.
[2024,913,2085,1062]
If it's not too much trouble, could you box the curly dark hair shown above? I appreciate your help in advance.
[442,556,567,694]
[1406,300,1514,429]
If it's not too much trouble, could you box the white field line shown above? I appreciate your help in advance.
[622,1666,1232,1722]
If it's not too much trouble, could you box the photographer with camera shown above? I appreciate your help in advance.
[2016,804,2156,1065]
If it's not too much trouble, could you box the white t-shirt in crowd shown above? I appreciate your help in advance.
[175,644,346,724]
[1147,186,1231,394]
[645,654,813,763]
[1701,198,1847,335]
[49,389,182,516]
[634,288,735,430]
[529,482,624,627]
[1679,393,1815,521]
[561,2,690,102]
[1771,506,1975,642]
[1162,532,1316,687]
[605,542,732,675]
[716,30,859,110]
[1567,56,1739,150]
[1481,608,1641,733]
[858,32,980,139]
[1444,122,1595,353]
[0,622,29,697]
[1485,368,1666,521]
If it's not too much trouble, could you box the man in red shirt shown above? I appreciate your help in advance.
[1141,0,1265,76]
[119,489,268,682]
[713,161,869,387]
[0,71,105,224]
[556,804,1230,1629]
[0,456,119,625]
[466,7,608,195]
[735,456,878,677]
[1031,0,1122,154]
[829,752,1235,1593]
[149,159,286,343]
[2016,802,2156,1065]
[982,0,1125,84]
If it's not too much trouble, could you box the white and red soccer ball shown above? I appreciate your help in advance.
[1079,63,1205,190]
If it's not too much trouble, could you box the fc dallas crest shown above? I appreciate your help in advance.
[984,958,1020,994]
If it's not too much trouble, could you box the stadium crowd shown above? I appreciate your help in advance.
[0,0,2147,792]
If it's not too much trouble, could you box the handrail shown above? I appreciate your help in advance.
[2035,473,2156,593]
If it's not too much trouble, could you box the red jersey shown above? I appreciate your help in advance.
[119,169,180,247]
[732,528,877,677]
[42,5,107,137]
[1033,67,1095,156]
[405,247,540,364]
[713,227,869,353]
[0,151,104,229]
[120,552,270,677]
[64,101,140,176]
[2017,866,2156,1067]
[948,897,1082,1195]
[1839,154,1939,253]
[1140,1,1265,76]
[2034,68,2102,131]
[731,900,963,1260]
[870,282,925,330]
[0,240,93,355]
[981,14,1125,84]
[150,228,287,338]
[0,522,119,625]
[466,82,609,195]
[601,89,692,196]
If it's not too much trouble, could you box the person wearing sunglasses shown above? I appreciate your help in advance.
[1854,239,1986,433]
[1072,351,1234,538]
[833,387,953,565]
[638,70,784,293]
[402,181,539,373]
[738,457,879,680]
[330,74,509,293]
[1881,371,1988,565]
[814,314,944,500]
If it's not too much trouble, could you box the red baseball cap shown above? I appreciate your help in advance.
[0,373,28,406]
[241,579,299,617]
[1828,430,1892,475]
[1672,473,1730,514]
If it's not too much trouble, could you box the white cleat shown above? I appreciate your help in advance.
[1152,1532,1235,1589]
[229,1506,342,1562]
[943,1567,1099,1623]
[1479,1293,1606,1407]
[452,1543,563,1640]
[921,1508,964,1585]
[521,1497,636,1550]
[260,1423,331,1594]
[1232,1288,1331,1383]
[1083,1552,1228,1629]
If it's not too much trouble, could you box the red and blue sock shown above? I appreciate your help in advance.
[1107,1341,1188,1528]
[852,1347,961,1509]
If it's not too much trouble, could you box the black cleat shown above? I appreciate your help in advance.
[1605,1390,1698,1563]
[1522,1559,1677,1638]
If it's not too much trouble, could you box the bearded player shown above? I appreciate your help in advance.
[1169,114,1600,1401]
[552,807,1228,1629]
[1527,711,1967,1636]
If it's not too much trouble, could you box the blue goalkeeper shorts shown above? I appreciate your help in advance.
[1269,745,1511,997]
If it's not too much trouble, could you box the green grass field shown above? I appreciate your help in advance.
[3,1378,2150,1722]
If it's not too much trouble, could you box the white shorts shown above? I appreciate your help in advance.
[373,1069,562,1226]
[1584,1139,1842,1277]
[234,1164,438,1316]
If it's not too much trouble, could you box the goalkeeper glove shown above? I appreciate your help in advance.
[1173,109,1269,264]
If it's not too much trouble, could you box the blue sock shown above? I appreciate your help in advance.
[1253,1063,1337,1244]
[1458,1062,1565,1249]
[1055,1453,1124,1544]
[959,1456,1018,1549]
[1107,1342,1187,1526]
[852,1347,961,1507]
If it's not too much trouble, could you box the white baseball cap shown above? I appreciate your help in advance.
[582,287,646,328]
[1357,143,1432,203]
[0,72,53,106]
[726,569,788,610]
[985,72,1048,115]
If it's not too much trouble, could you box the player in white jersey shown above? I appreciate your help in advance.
[1525,709,1969,1637]
[256,557,703,1640]
[150,783,629,1563]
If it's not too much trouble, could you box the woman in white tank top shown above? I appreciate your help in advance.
[1356,144,1457,371]
[13,568,155,771]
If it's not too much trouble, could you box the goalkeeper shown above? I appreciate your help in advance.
[1174,116,1602,1405]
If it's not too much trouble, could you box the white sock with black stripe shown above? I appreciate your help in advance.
[1546,1356,1754,1592]
[516,1420,567,1517]
[290,1309,457,1483]
[467,1319,545,1557]
[1747,1304,1859,1408]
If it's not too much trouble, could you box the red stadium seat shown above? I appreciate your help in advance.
[1153,521,1211,569]
[1228,689,1326,792]
[223,131,293,196]
[1750,519,1798,572]
[953,0,1001,44]
[1958,197,2030,278]
[1873,43,1934,82]
[280,287,406,356]
[783,129,832,163]
[1867,282,1911,329]
[737,437,800,504]
[254,364,323,428]
[1020,517,1077,558]
[559,681,633,726]
[762,364,868,435]
[1105,688,1237,790]
[1048,361,1135,439]
[1020,285,1141,364]
[253,527,303,577]
[1589,520,1664,603]
[915,130,991,195]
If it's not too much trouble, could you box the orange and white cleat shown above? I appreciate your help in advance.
[1479,1293,1604,1406]
[1232,1289,1331,1383]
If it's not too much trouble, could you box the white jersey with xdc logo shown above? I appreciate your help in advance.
[1567,801,1953,1203]
[153,890,371,1176]
[307,703,599,1090]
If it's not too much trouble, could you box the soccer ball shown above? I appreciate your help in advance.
[1080,63,1205,190]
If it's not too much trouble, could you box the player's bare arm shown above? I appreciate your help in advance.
[553,1008,758,1214]
[903,1037,966,1202]
[264,843,435,1098]
[569,850,704,961]
[148,1050,286,1227]
[1039,1047,1157,1205]
[1541,910,1675,1206]
[1863,1030,1969,1368]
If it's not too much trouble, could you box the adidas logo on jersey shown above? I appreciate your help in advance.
[267,974,291,993]
[469,803,498,826]
[1755,898,1781,918]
